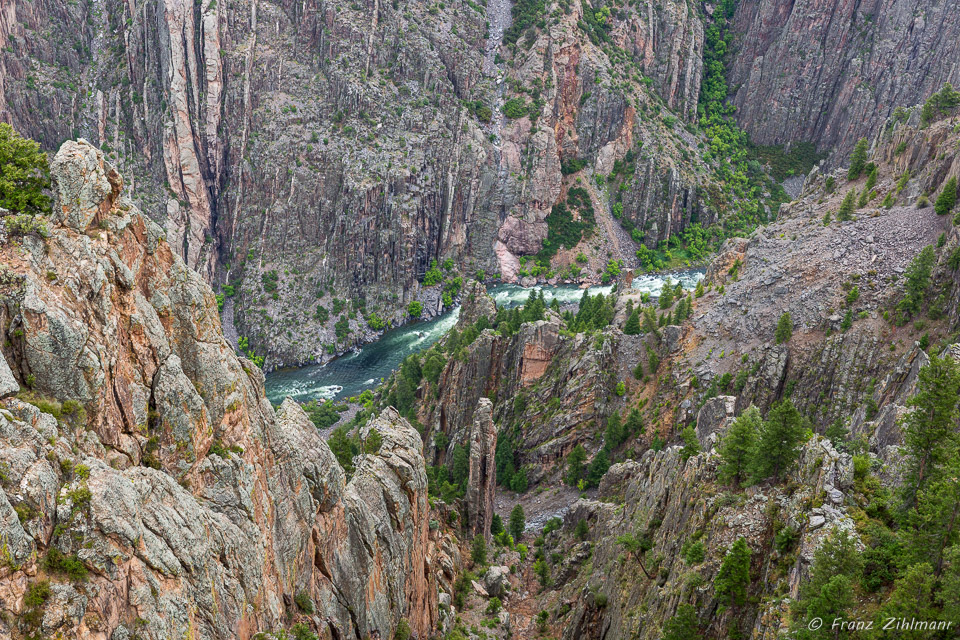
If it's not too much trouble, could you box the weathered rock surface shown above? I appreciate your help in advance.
[729,0,960,163]
[466,398,498,542]
[0,141,441,640]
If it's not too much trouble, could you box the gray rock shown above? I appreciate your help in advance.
[0,351,18,398]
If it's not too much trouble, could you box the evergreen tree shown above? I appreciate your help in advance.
[565,444,588,486]
[587,448,610,486]
[718,406,760,487]
[897,245,936,321]
[642,307,658,334]
[662,604,702,640]
[935,176,958,215]
[694,279,705,298]
[450,444,470,492]
[904,458,960,577]
[751,399,804,482]
[509,503,526,541]
[624,408,644,435]
[0,123,51,215]
[715,538,752,607]
[837,189,857,220]
[490,513,504,536]
[680,426,700,461]
[847,138,869,180]
[471,534,487,565]
[774,311,793,344]
[510,467,528,493]
[624,309,641,335]
[865,164,878,191]
[900,354,960,511]
[824,418,849,450]
[659,280,675,309]
[605,411,625,448]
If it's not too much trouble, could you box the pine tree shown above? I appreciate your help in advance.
[715,538,752,607]
[935,176,958,215]
[774,311,793,344]
[865,164,878,191]
[897,245,936,321]
[751,399,804,483]
[565,444,588,486]
[587,448,610,486]
[680,426,700,461]
[490,513,504,536]
[509,503,525,541]
[624,408,644,435]
[837,189,856,220]
[900,354,960,511]
[904,458,960,576]
[824,419,849,450]
[847,138,869,180]
[471,534,487,565]
[694,280,705,298]
[662,604,702,640]
[659,280,675,309]
[624,309,641,335]
[718,406,760,487]
[605,411,625,448]
[642,307,658,334]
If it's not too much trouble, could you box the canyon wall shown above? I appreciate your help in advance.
[0,140,448,640]
[728,0,960,161]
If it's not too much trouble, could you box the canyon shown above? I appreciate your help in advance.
[0,0,960,639]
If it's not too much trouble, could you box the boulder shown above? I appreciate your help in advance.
[50,139,122,231]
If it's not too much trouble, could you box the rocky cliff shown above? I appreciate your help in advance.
[0,0,779,367]
[728,0,960,162]
[0,140,448,640]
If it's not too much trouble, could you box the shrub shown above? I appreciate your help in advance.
[682,539,706,564]
[407,300,423,317]
[394,620,412,640]
[42,548,88,582]
[423,260,443,286]
[502,97,527,119]
[294,590,314,613]
[0,124,51,215]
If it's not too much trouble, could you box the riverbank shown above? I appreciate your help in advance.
[263,271,704,404]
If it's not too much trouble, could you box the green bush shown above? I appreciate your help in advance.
[0,123,51,215]
[502,97,527,119]
[294,590,314,613]
[407,300,423,317]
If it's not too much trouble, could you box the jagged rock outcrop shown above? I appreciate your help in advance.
[466,398,497,543]
[556,435,857,640]
[0,140,441,640]
[695,395,736,448]
[728,0,960,162]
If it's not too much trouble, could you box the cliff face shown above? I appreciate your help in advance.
[728,0,960,162]
[0,140,443,640]
[0,0,723,366]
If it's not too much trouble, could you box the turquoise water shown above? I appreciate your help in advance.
[264,270,704,403]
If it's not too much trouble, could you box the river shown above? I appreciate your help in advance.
[264,270,704,403]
